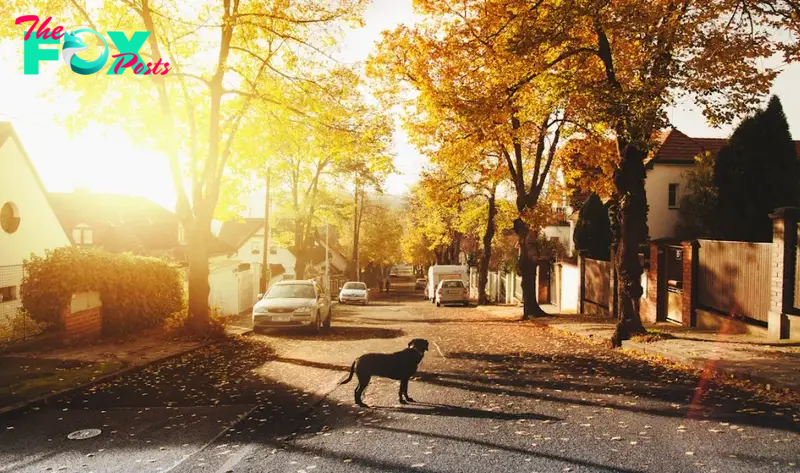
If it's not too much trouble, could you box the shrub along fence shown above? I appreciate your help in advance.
[22,247,183,337]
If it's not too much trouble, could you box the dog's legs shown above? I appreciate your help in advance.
[398,379,408,404]
[355,374,371,407]
[404,378,416,403]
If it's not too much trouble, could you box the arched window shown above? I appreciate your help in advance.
[0,202,20,234]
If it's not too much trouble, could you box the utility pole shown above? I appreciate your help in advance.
[325,223,330,294]
[260,169,271,294]
[356,243,360,282]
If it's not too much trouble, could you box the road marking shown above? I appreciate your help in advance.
[432,340,446,358]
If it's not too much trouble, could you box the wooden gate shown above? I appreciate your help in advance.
[665,245,683,324]
[538,262,551,304]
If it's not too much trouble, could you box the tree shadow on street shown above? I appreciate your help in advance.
[376,402,561,421]
[259,326,405,341]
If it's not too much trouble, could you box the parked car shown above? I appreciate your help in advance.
[252,280,332,333]
[339,281,369,305]
[435,279,469,307]
[414,278,427,290]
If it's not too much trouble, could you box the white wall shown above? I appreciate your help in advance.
[543,225,572,254]
[645,164,692,240]
[233,232,297,279]
[0,138,70,267]
[0,136,70,320]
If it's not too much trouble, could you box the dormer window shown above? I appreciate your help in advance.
[72,223,93,245]
[251,241,261,255]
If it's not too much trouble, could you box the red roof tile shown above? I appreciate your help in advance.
[648,128,799,165]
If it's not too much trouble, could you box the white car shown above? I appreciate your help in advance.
[339,281,369,305]
[252,280,332,333]
[435,279,469,307]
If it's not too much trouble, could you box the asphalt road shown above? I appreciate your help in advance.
[1,282,798,473]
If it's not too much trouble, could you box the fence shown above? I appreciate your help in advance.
[583,258,611,308]
[697,239,771,323]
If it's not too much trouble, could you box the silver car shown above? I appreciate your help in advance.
[252,280,332,333]
[339,281,369,305]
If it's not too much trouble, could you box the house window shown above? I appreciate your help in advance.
[269,247,278,255]
[72,224,93,245]
[0,286,17,303]
[251,242,261,255]
[668,183,679,209]
[0,202,20,234]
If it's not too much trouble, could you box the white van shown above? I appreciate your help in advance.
[426,265,469,302]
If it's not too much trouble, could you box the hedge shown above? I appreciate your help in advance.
[21,247,184,337]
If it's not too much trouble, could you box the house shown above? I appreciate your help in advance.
[645,128,800,240]
[216,218,293,282]
[48,191,187,257]
[0,122,71,320]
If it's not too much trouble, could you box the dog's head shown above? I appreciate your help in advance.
[408,338,429,353]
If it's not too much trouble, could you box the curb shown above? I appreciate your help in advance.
[0,339,215,419]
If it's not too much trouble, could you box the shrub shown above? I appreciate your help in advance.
[21,247,183,337]
[573,193,612,260]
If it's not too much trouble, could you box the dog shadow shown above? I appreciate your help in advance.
[375,402,561,421]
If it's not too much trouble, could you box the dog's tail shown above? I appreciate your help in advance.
[340,361,356,385]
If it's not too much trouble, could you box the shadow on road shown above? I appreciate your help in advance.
[260,326,405,341]
[377,402,561,421]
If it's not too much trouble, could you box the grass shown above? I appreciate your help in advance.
[0,358,125,408]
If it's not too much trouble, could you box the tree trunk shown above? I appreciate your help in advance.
[478,194,497,305]
[351,180,361,279]
[610,144,648,347]
[260,171,271,293]
[186,222,211,333]
[514,218,546,319]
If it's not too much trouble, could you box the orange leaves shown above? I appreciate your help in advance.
[556,135,619,202]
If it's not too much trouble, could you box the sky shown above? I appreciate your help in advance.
[2,0,800,213]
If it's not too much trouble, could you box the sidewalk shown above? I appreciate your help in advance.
[0,323,250,415]
[477,304,800,394]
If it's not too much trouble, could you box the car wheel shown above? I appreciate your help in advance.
[323,308,331,328]
[463,301,469,307]
[436,300,441,307]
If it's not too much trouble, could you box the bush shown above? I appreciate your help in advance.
[573,193,612,260]
[21,247,184,337]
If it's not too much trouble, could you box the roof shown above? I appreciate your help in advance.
[49,192,179,250]
[217,218,263,252]
[647,128,800,167]
[0,122,71,243]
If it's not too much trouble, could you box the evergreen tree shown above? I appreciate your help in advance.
[573,193,612,260]
[715,96,800,242]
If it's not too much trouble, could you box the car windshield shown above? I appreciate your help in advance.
[265,284,315,299]
[343,282,366,290]
[441,280,464,288]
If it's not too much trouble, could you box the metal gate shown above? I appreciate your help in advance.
[665,245,683,324]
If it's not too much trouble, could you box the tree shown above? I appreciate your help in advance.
[675,152,720,240]
[369,4,577,318]
[715,96,800,242]
[574,194,612,260]
[503,0,800,346]
[3,0,368,333]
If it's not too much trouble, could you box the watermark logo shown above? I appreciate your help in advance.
[15,15,171,75]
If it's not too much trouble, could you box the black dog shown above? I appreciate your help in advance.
[340,338,429,407]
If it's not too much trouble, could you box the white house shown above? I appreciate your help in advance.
[0,122,71,320]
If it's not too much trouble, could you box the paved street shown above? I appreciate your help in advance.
[1,282,798,473]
